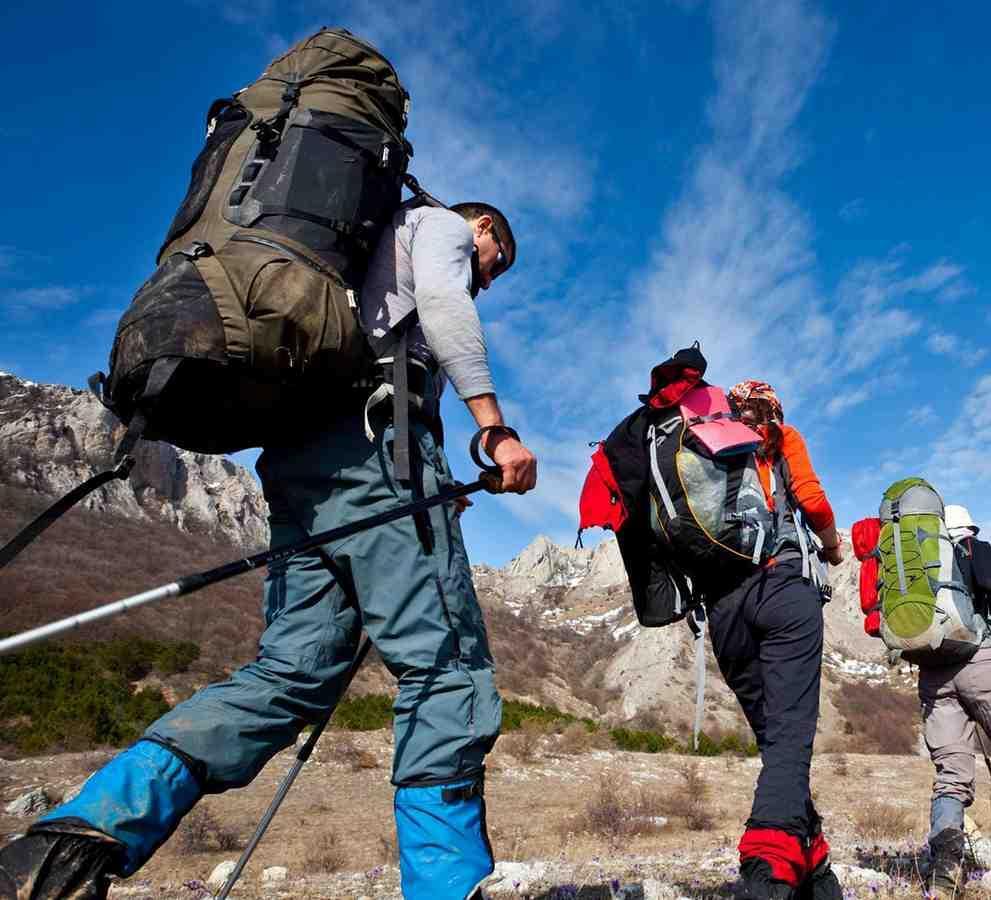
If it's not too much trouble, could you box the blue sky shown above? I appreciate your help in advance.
[2,1,989,566]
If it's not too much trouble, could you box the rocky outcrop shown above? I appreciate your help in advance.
[494,530,909,740]
[0,371,269,550]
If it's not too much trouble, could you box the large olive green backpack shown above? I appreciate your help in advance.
[877,477,984,665]
[0,28,424,570]
[92,26,416,456]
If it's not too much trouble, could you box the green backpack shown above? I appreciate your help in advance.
[877,477,984,664]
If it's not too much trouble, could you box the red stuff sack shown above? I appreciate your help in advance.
[852,517,882,637]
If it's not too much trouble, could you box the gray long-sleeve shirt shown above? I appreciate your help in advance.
[359,205,495,400]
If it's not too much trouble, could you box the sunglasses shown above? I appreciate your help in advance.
[489,226,510,279]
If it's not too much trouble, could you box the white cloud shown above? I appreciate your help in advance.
[907,404,938,426]
[839,198,866,222]
[926,330,987,366]
[1,286,84,315]
[81,307,126,329]
[825,387,870,418]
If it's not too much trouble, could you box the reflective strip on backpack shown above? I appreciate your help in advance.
[648,424,677,520]
[892,518,908,594]
[751,523,766,565]
[794,517,811,581]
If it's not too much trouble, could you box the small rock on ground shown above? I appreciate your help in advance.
[4,788,53,817]
[207,860,238,887]
[484,860,550,894]
[832,863,891,888]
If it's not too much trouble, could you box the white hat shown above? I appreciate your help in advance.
[946,504,980,536]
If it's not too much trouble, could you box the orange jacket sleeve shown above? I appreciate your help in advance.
[779,425,835,532]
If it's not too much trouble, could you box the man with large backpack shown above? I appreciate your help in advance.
[0,28,536,900]
[916,503,991,898]
[578,353,844,900]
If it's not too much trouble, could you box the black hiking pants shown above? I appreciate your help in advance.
[706,557,824,837]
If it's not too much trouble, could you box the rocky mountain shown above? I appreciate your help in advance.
[0,371,269,550]
[488,528,915,748]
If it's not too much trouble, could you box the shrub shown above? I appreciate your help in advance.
[655,761,716,831]
[300,828,345,873]
[580,775,668,844]
[153,641,200,675]
[832,681,918,755]
[501,699,581,732]
[852,801,916,841]
[693,729,759,758]
[327,736,380,771]
[331,694,394,731]
[555,721,601,755]
[500,718,548,762]
[609,727,677,753]
[0,639,178,753]
[175,807,242,854]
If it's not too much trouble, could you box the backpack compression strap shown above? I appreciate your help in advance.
[770,459,812,579]
[0,357,180,570]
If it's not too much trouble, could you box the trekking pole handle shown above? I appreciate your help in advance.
[470,425,519,493]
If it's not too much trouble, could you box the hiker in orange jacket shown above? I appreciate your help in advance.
[730,381,843,568]
[705,380,843,900]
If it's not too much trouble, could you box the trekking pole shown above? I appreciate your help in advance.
[215,633,373,900]
[0,428,510,657]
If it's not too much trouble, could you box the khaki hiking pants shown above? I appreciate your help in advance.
[919,646,991,811]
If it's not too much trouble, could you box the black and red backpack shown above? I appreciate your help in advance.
[578,343,812,628]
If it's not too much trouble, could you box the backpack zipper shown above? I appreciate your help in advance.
[229,233,343,283]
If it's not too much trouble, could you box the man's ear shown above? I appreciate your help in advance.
[473,214,493,237]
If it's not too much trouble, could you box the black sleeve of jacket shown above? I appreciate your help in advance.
[616,507,693,628]
[972,539,991,606]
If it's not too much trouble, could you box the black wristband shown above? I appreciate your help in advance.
[469,425,520,473]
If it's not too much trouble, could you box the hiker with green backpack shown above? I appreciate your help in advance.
[578,361,845,900]
[0,28,535,900]
[858,487,991,898]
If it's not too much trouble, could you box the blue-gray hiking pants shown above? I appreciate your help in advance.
[147,410,502,789]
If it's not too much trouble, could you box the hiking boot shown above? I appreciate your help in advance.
[0,825,122,900]
[929,827,965,899]
[735,858,797,900]
[796,860,843,900]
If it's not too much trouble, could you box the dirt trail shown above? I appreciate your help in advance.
[5,731,991,898]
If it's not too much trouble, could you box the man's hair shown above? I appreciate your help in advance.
[449,202,517,269]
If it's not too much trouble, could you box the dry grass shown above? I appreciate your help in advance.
[175,806,242,854]
[655,761,716,832]
[327,737,380,772]
[852,800,917,841]
[553,722,612,756]
[833,681,919,755]
[573,775,668,846]
[832,753,849,777]
[500,718,549,763]
[297,828,346,873]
